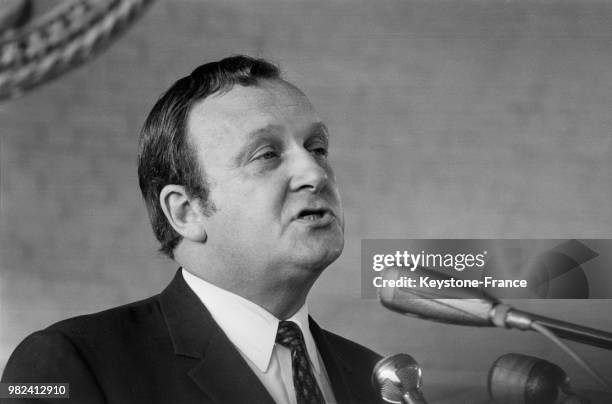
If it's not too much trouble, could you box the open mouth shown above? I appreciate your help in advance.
[296,208,332,221]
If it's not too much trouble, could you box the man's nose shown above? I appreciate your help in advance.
[288,149,330,193]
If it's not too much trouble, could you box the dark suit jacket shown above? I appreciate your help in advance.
[2,270,383,404]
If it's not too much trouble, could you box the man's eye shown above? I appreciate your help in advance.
[311,147,328,157]
[254,149,280,160]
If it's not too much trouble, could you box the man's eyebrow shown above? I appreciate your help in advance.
[233,124,283,166]
[309,122,330,142]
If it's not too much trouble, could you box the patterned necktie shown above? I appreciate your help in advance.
[276,321,326,404]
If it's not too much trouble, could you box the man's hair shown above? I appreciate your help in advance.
[138,55,281,258]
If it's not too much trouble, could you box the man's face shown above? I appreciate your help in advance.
[187,79,344,283]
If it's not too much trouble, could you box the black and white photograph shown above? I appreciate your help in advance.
[1,0,611,403]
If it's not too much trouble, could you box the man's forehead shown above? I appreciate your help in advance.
[187,80,321,146]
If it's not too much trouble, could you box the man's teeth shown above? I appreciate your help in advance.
[301,212,323,220]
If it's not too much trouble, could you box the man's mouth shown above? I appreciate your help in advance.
[298,209,328,220]
[294,208,335,226]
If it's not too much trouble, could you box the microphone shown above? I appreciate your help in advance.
[371,353,428,404]
[379,266,500,327]
[488,353,573,404]
[379,267,612,350]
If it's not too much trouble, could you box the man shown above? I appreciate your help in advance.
[2,55,382,403]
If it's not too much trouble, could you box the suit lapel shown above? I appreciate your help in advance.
[309,317,355,404]
[188,328,275,404]
[160,270,275,404]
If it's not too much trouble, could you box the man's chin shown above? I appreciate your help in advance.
[290,240,344,273]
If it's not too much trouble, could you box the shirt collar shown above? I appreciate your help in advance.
[181,268,322,374]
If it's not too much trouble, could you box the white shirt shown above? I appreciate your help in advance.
[182,269,337,404]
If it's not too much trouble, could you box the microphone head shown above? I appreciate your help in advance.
[372,353,423,403]
[379,267,499,326]
[488,353,570,404]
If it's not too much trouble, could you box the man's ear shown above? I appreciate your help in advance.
[159,185,207,242]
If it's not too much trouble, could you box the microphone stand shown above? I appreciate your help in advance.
[492,304,612,351]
